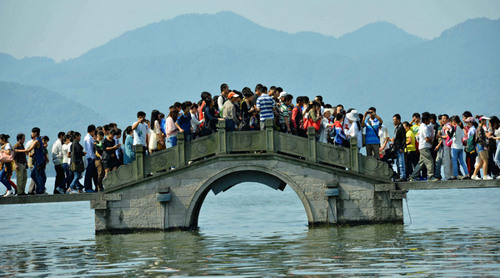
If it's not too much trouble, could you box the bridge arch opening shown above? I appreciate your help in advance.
[186,168,313,230]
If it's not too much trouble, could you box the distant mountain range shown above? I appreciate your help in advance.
[1,11,499,142]
[0,82,107,139]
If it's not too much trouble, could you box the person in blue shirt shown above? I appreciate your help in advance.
[362,107,384,159]
[176,102,193,142]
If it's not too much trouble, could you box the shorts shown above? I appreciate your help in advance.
[477,143,485,153]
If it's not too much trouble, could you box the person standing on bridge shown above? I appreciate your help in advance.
[222,92,240,132]
[240,88,255,131]
[215,83,229,112]
[409,112,437,182]
[362,107,383,159]
[439,114,453,180]
[177,102,193,141]
[103,130,120,178]
[16,127,47,194]
[0,134,15,197]
[132,111,149,153]
[471,116,493,180]
[69,132,85,194]
[392,114,407,182]
[51,132,66,194]
[13,133,27,195]
[489,116,500,179]
[448,116,469,180]
[123,127,135,165]
[83,125,98,193]
[256,85,275,130]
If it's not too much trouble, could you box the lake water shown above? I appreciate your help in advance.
[1,177,499,276]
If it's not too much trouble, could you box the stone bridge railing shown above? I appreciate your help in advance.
[103,120,393,189]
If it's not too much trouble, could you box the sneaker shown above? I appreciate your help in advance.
[484,175,493,180]
[84,189,96,193]
[497,176,500,180]
[428,177,439,182]
[471,175,481,180]
[462,176,471,180]
[448,176,457,180]
[3,190,13,197]
[69,189,80,194]
[408,177,417,182]
[56,187,65,194]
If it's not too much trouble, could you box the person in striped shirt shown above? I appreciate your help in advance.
[256,90,276,130]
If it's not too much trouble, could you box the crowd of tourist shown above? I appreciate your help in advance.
[1,83,499,196]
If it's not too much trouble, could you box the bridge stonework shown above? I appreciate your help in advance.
[94,121,401,233]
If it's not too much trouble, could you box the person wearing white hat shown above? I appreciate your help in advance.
[346,110,362,149]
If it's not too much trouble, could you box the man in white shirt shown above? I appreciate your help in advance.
[378,124,391,156]
[51,132,66,194]
[217,83,229,111]
[84,125,97,193]
[409,112,437,181]
[132,111,149,152]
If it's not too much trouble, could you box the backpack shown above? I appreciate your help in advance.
[466,132,477,153]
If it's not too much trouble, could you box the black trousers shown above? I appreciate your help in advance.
[54,164,65,194]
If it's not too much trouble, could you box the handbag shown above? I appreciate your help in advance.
[312,118,321,132]
[70,161,85,173]
[0,150,14,163]
[303,117,311,130]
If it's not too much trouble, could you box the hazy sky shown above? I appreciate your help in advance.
[1,0,499,61]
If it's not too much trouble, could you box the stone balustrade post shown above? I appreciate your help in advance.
[134,144,144,180]
[177,132,185,166]
[265,119,275,153]
[306,127,317,162]
[216,120,227,154]
[349,137,359,172]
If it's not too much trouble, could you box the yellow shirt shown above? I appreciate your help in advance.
[405,130,416,152]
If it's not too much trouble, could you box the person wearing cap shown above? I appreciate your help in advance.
[391,114,406,181]
[222,92,240,132]
[471,116,493,180]
[346,110,362,149]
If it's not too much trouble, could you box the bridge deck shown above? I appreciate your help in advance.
[376,179,500,191]
[0,193,100,205]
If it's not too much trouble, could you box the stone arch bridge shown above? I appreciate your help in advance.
[95,120,398,233]
[1,121,498,232]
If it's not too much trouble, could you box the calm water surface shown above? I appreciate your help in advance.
[0,178,499,276]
